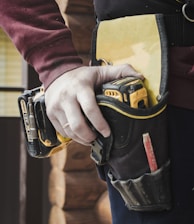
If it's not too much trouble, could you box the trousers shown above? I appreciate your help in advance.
[102,105,194,224]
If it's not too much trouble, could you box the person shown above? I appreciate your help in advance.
[1,0,194,223]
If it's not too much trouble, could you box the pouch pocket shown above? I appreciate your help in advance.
[108,160,171,211]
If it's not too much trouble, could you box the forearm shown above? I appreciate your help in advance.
[0,0,83,88]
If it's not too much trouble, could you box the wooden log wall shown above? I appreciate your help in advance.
[48,141,111,224]
[49,1,112,223]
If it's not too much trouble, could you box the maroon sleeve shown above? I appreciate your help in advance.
[0,0,83,89]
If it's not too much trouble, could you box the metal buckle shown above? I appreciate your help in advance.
[90,134,113,165]
[90,139,106,165]
[182,3,194,22]
[98,58,112,65]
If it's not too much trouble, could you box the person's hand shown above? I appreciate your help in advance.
[45,64,143,145]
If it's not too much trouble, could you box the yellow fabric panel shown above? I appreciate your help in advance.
[96,15,162,105]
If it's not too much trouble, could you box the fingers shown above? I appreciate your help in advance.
[53,86,110,145]
[96,64,144,87]
[77,87,111,138]
[47,98,97,145]
[60,96,97,144]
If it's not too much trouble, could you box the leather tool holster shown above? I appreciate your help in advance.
[91,14,172,211]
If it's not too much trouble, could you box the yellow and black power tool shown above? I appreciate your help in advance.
[18,77,148,158]
[18,87,71,158]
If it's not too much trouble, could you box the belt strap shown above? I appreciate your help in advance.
[175,0,194,6]
[164,13,194,46]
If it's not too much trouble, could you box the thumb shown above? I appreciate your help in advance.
[96,63,144,85]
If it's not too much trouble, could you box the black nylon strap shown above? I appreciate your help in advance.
[176,0,194,4]
[164,13,194,46]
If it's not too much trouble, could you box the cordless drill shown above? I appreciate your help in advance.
[18,77,148,158]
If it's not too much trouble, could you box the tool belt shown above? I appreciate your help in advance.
[91,14,172,211]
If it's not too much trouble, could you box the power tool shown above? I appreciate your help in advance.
[18,86,71,158]
[18,77,148,158]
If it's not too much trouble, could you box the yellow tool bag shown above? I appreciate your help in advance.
[91,14,172,211]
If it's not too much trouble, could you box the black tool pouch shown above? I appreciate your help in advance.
[91,14,172,211]
[95,94,171,211]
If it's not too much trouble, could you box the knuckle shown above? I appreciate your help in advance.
[71,122,84,133]
[46,103,58,120]
[71,122,96,142]
[46,107,52,119]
